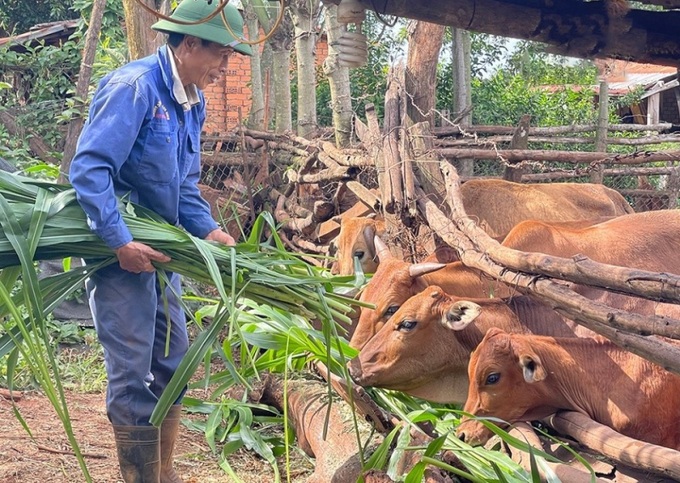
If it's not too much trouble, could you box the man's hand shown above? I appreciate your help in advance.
[205,228,236,246]
[114,241,171,273]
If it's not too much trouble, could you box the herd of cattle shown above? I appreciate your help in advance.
[331,179,680,453]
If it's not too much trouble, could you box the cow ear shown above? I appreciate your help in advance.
[519,354,547,383]
[443,301,481,331]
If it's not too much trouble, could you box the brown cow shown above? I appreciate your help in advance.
[330,217,461,276]
[501,210,680,316]
[459,179,633,238]
[332,180,632,276]
[457,327,680,450]
[350,209,680,349]
[347,286,593,403]
[330,215,385,276]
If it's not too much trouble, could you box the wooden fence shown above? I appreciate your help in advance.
[430,120,680,212]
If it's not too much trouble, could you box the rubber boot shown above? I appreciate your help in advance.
[160,405,185,483]
[112,425,161,483]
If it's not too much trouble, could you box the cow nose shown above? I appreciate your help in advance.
[457,429,467,443]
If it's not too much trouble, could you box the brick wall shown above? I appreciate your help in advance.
[203,36,329,135]
[203,53,253,134]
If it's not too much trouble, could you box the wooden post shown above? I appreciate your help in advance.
[382,65,405,214]
[408,121,446,203]
[503,115,531,182]
[667,164,680,209]
[647,91,661,125]
[451,28,474,177]
[591,80,609,184]
[365,103,387,208]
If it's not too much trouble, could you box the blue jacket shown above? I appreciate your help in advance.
[70,46,218,250]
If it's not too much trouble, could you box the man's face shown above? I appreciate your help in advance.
[178,36,235,90]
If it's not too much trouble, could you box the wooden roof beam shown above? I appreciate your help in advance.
[323,0,680,67]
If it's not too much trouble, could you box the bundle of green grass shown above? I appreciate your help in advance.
[0,170,353,322]
[0,170,358,425]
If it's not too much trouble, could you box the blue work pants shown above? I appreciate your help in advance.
[86,263,188,426]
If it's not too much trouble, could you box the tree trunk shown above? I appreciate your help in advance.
[272,49,293,132]
[260,43,275,129]
[122,0,165,60]
[290,0,320,139]
[322,5,353,148]
[404,20,445,128]
[382,65,405,214]
[269,7,294,133]
[60,0,107,182]
[243,1,265,129]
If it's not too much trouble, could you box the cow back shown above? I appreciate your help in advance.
[460,179,633,239]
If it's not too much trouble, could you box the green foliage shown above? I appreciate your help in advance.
[470,71,597,127]
[182,397,285,480]
[506,41,597,85]
[54,341,107,393]
[0,0,127,168]
[436,35,599,128]
[0,0,77,35]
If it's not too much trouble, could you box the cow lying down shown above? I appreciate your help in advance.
[457,327,680,451]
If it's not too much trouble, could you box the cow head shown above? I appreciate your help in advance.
[456,328,550,446]
[330,215,385,276]
[349,236,447,349]
[347,286,483,403]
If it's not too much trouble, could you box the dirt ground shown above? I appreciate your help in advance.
[0,388,313,483]
[3,387,680,483]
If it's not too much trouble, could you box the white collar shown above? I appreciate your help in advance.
[168,47,200,111]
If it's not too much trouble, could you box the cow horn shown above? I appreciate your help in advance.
[442,300,481,331]
[374,235,392,262]
[363,224,377,260]
[409,262,446,279]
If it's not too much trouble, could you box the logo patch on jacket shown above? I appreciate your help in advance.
[152,101,170,120]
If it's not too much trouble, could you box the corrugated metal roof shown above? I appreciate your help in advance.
[0,20,78,50]
[596,59,678,95]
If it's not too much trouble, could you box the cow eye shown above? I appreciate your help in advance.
[485,373,500,385]
[385,305,400,317]
[397,320,417,332]
[354,250,365,259]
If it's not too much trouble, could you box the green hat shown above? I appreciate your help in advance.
[152,0,253,56]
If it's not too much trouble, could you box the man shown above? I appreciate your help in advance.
[69,1,252,481]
